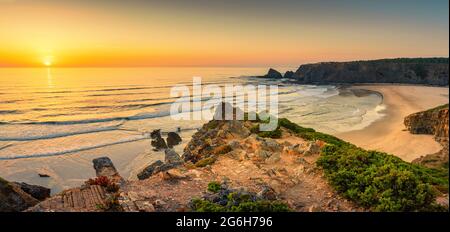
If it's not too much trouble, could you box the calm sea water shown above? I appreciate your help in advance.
[0,67,384,192]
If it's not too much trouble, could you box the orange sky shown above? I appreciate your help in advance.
[0,0,448,67]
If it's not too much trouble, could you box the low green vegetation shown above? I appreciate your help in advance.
[317,145,448,211]
[424,103,449,113]
[250,117,349,146]
[191,190,290,212]
[278,118,349,147]
[207,181,221,193]
[191,181,290,212]
[190,198,290,212]
[248,116,448,211]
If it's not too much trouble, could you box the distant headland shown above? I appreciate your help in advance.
[261,57,449,86]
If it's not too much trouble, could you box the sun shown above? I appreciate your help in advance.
[43,56,53,67]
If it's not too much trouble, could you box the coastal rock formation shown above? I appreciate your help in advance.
[150,129,168,150]
[291,58,449,85]
[137,160,164,180]
[13,182,50,201]
[137,149,183,180]
[93,157,124,183]
[261,68,283,79]
[404,104,449,137]
[404,104,449,168]
[165,148,183,164]
[22,104,448,212]
[284,70,295,79]
[0,177,40,212]
[167,132,182,148]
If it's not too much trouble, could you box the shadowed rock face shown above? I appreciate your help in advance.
[284,71,295,79]
[293,58,449,85]
[0,177,40,212]
[404,104,449,138]
[13,182,50,201]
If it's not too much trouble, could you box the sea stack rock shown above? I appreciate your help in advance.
[264,68,283,79]
[283,71,295,79]
[167,132,182,148]
[150,129,168,150]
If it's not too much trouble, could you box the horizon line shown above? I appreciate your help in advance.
[1,56,448,69]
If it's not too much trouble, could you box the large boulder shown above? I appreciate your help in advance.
[93,157,119,177]
[13,182,50,201]
[0,177,39,212]
[167,132,182,148]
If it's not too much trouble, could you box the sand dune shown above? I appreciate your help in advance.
[337,85,449,162]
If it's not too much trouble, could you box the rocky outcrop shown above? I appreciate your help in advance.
[150,129,168,150]
[261,68,283,79]
[167,132,182,148]
[404,104,449,137]
[137,149,183,180]
[13,182,50,201]
[284,71,295,79]
[93,157,124,184]
[165,148,183,164]
[404,104,449,168]
[290,58,449,85]
[0,177,40,212]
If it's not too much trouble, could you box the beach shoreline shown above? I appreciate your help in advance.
[336,84,449,162]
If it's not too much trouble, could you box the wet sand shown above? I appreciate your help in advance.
[337,85,449,162]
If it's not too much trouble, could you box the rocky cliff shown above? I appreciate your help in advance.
[24,103,449,212]
[404,104,449,168]
[0,177,50,212]
[284,58,449,85]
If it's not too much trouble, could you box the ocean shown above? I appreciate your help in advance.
[0,67,384,192]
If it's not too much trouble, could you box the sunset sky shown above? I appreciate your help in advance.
[0,0,448,67]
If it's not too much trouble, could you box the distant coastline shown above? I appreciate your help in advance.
[260,57,449,86]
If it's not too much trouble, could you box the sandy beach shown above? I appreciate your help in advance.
[337,85,449,162]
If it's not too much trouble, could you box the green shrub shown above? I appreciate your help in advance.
[207,181,222,193]
[190,198,227,212]
[190,198,290,212]
[317,144,447,211]
[278,118,349,147]
[245,115,448,211]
